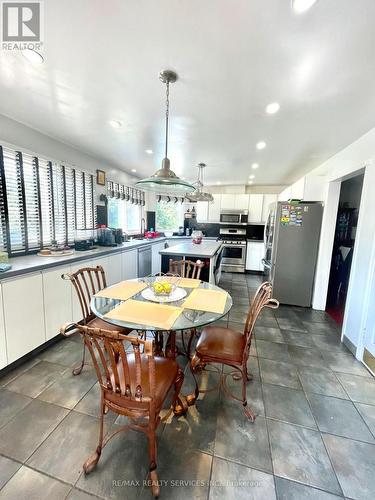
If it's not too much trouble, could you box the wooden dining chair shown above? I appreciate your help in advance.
[168,259,204,279]
[190,282,279,421]
[62,266,132,375]
[60,323,184,498]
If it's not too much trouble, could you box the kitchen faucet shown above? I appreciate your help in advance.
[141,217,146,237]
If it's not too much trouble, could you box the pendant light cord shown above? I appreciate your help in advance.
[165,80,170,158]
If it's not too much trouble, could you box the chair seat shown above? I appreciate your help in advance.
[106,354,179,412]
[196,326,245,364]
[87,316,132,334]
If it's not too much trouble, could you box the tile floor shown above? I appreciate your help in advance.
[0,273,375,499]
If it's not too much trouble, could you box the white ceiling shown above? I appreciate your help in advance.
[1,0,375,186]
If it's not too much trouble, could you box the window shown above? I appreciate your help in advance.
[107,197,141,233]
[0,144,95,255]
[156,200,183,231]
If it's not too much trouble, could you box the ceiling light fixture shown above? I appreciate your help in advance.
[266,102,280,114]
[248,180,254,185]
[252,163,259,169]
[216,181,221,185]
[22,48,44,65]
[249,174,255,179]
[109,120,122,128]
[131,169,137,173]
[136,70,195,194]
[291,0,318,13]
[145,149,153,154]
[256,141,266,150]
[186,163,213,202]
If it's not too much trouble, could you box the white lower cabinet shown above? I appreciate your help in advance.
[92,253,122,286]
[246,242,265,271]
[0,284,7,369]
[152,242,165,275]
[43,266,73,340]
[70,258,93,322]
[3,273,45,364]
[122,249,138,280]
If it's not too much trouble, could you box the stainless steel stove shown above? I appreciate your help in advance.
[219,228,247,273]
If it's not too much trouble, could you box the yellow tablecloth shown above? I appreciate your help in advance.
[95,281,146,301]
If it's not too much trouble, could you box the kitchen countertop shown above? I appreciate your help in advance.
[0,236,218,280]
[159,240,222,258]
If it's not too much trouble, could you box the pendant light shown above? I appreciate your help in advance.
[135,70,195,194]
[186,163,213,202]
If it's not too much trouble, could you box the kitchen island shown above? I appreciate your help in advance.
[159,240,223,284]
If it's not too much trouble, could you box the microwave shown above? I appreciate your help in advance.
[220,210,249,225]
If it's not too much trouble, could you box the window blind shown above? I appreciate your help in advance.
[0,143,96,255]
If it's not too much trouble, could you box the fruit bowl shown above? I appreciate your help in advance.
[143,273,181,297]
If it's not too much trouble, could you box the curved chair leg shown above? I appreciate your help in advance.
[83,398,105,473]
[72,341,86,376]
[172,368,188,416]
[148,428,160,498]
[242,371,256,422]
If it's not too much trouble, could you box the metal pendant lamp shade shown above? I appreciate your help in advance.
[186,163,213,202]
[135,70,195,194]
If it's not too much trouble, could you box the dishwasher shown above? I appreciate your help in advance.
[138,245,152,277]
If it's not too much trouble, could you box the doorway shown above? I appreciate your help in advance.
[326,174,364,327]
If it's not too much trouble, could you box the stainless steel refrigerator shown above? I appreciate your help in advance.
[263,201,323,307]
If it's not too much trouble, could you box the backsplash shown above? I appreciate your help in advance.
[184,219,264,240]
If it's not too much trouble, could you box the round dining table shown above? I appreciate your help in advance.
[90,277,233,414]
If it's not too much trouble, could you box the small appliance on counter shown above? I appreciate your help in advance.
[144,230,162,239]
[74,229,97,251]
[97,227,119,247]
[191,230,203,244]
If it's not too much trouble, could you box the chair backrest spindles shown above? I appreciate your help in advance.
[168,259,204,279]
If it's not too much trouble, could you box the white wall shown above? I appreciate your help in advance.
[0,114,138,204]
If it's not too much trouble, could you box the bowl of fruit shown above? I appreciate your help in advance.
[142,274,187,303]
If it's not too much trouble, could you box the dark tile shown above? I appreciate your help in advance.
[229,311,248,323]
[27,411,100,485]
[311,334,348,353]
[255,316,279,328]
[323,433,375,500]
[276,317,307,332]
[355,403,375,437]
[66,489,102,500]
[73,381,117,424]
[0,466,70,500]
[254,326,284,343]
[321,351,372,378]
[295,308,332,324]
[281,331,316,348]
[38,365,96,409]
[39,339,84,367]
[302,321,338,336]
[259,358,302,390]
[263,383,316,428]
[287,345,326,368]
[297,366,348,399]
[209,457,277,500]
[0,388,32,429]
[308,393,375,443]
[275,477,343,499]
[0,399,68,462]
[256,339,291,362]
[4,361,67,398]
[336,373,375,405]
[0,455,21,490]
[215,409,272,472]
[0,357,41,387]
[223,378,265,417]
[268,420,341,495]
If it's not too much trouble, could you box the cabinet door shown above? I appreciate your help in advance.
[70,259,93,322]
[246,242,264,271]
[0,284,7,368]
[220,194,236,209]
[235,194,250,210]
[248,194,264,223]
[152,243,165,275]
[196,201,209,222]
[43,266,73,341]
[261,194,277,223]
[106,253,122,285]
[122,249,138,280]
[3,273,46,364]
[208,194,221,222]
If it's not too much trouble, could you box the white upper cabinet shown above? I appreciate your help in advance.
[43,266,72,341]
[220,194,236,209]
[234,194,250,210]
[0,284,7,369]
[196,201,209,222]
[248,194,264,223]
[122,249,138,280]
[208,194,221,222]
[261,194,278,222]
[3,273,45,364]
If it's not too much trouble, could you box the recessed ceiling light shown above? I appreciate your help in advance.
[131,169,137,173]
[249,174,255,179]
[216,181,221,185]
[145,149,153,154]
[248,180,254,185]
[22,49,44,65]
[256,141,266,150]
[266,102,280,115]
[252,163,259,169]
[109,120,122,128]
[291,0,318,13]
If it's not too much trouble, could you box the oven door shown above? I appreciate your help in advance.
[221,244,246,267]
